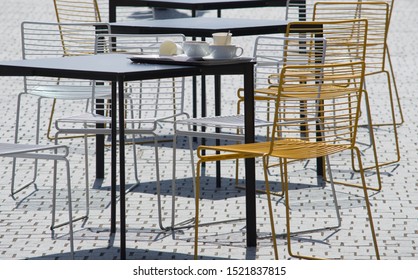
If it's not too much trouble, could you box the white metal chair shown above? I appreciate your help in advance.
[14,22,111,221]
[1,143,79,258]
[171,36,327,229]
[17,21,111,140]
[54,33,188,230]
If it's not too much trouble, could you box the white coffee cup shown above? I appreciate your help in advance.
[212,32,232,45]
[209,45,244,59]
[182,41,210,58]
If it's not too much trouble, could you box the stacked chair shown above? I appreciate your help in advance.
[312,1,399,182]
[287,1,401,171]
[191,16,381,259]
[193,61,380,260]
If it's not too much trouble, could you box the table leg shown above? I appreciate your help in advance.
[96,103,105,180]
[214,75,221,189]
[118,79,127,260]
[111,82,117,234]
[109,0,116,22]
[243,64,256,247]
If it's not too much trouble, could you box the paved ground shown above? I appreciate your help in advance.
[0,0,417,260]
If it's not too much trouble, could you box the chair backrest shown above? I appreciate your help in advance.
[313,2,390,74]
[94,34,187,122]
[21,21,110,94]
[252,35,327,90]
[286,19,368,67]
[286,0,314,21]
[359,0,394,25]
[53,0,102,22]
[271,61,366,150]
[286,1,386,22]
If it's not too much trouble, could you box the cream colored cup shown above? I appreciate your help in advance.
[209,45,243,59]
[159,40,183,56]
[212,32,232,45]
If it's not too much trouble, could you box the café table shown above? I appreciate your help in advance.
[109,0,292,22]
[110,17,289,124]
[110,16,324,183]
[111,17,291,187]
[0,53,256,260]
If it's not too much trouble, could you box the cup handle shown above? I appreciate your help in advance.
[235,47,244,57]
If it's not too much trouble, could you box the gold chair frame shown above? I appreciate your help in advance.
[193,62,380,260]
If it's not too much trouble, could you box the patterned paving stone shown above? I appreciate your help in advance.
[0,0,417,260]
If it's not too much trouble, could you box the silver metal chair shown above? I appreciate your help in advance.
[15,21,111,222]
[54,33,187,230]
[1,143,78,258]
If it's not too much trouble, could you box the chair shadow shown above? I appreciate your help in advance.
[28,245,256,260]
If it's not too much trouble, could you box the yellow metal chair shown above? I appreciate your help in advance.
[53,0,102,22]
[359,0,402,123]
[284,19,384,191]
[312,1,401,175]
[194,62,380,260]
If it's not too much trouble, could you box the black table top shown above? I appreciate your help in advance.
[0,54,201,81]
[110,0,289,9]
[111,17,289,37]
[0,53,257,80]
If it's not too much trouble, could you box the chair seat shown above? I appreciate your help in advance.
[27,85,111,100]
[200,139,350,160]
[176,114,272,129]
[0,143,67,156]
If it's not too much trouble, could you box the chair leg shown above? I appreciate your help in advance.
[131,135,141,184]
[152,135,167,231]
[83,135,90,220]
[324,156,342,228]
[170,134,196,230]
[286,152,380,260]
[283,158,325,260]
[55,132,89,224]
[262,155,279,260]
[354,72,401,172]
[347,90,383,191]
[51,156,75,258]
[194,159,202,260]
[64,157,75,259]
[353,147,380,260]
[386,46,404,125]
[171,134,178,229]
[11,93,38,198]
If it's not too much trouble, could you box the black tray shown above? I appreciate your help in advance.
[128,54,254,66]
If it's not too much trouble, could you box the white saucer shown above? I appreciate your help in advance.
[202,55,239,60]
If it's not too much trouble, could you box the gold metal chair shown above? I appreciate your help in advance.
[359,0,402,123]
[283,19,383,191]
[53,0,102,23]
[194,61,380,260]
[312,1,400,183]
